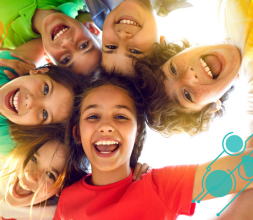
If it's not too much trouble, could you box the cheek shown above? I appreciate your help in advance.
[191,85,222,103]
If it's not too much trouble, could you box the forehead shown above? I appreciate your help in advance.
[51,80,73,122]
[38,140,68,165]
[81,84,136,112]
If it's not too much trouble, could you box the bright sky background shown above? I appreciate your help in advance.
[138,0,251,219]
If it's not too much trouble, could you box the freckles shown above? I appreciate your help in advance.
[192,86,217,102]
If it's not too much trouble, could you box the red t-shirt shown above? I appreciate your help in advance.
[54,165,197,220]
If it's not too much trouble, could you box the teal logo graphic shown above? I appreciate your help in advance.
[192,132,253,216]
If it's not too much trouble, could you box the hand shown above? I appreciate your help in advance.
[0,52,36,78]
[132,163,151,181]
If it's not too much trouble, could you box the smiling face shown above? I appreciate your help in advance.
[162,44,241,112]
[0,70,73,125]
[77,84,137,175]
[102,0,159,75]
[5,140,68,207]
[41,13,101,75]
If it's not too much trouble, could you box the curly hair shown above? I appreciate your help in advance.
[66,67,146,168]
[134,41,235,136]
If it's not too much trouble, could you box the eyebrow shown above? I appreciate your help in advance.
[82,104,133,114]
[68,44,95,69]
[47,80,54,124]
[172,91,180,105]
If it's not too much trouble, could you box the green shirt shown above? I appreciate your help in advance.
[0,0,85,49]
[0,51,24,155]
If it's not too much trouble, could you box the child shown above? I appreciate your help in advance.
[54,70,253,219]
[134,40,240,136]
[0,123,150,219]
[0,49,87,155]
[0,0,101,75]
[0,124,88,219]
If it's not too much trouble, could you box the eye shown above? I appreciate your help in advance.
[44,84,49,95]
[115,115,128,120]
[87,115,100,120]
[61,56,70,64]
[43,109,48,121]
[170,62,177,75]
[106,45,117,49]
[46,171,56,181]
[31,156,37,163]
[130,49,141,54]
[80,42,89,49]
[184,90,192,102]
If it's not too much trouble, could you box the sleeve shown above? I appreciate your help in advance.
[148,165,197,216]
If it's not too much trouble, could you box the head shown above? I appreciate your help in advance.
[135,41,240,136]
[3,123,88,207]
[102,0,159,75]
[0,64,86,125]
[70,69,146,174]
[41,12,101,75]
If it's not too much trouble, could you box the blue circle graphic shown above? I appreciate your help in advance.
[225,135,243,153]
[205,170,233,197]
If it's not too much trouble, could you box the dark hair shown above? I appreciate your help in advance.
[134,41,235,136]
[67,67,146,168]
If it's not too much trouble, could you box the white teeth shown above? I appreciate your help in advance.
[53,27,68,41]
[9,90,19,112]
[100,151,111,154]
[95,140,119,145]
[200,58,213,78]
[119,19,140,27]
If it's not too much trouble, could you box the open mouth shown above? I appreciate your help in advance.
[200,55,222,79]
[94,140,120,154]
[12,177,34,199]
[9,89,19,113]
[51,25,69,41]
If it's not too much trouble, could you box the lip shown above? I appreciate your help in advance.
[93,137,121,158]
[51,24,69,41]
[116,16,140,27]
[10,177,33,199]
[5,89,19,113]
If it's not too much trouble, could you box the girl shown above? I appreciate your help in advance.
[0,0,101,75]
[54,70,253,219]
[0,49,86,155]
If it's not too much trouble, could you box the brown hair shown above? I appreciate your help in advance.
[134,41,235,136]
[4,122,88,200]
[66,67,146,168]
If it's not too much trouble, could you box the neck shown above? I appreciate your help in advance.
[90,164,131,186]
[32,9,58,34]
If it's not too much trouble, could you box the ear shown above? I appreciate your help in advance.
[56,192,60,197]
[29,68,49,75]
[160,35,166,43]
[73,125,81,144]
[211,100,221,113]
[83,22,100,36]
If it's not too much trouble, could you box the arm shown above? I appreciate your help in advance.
[193,147,253,201]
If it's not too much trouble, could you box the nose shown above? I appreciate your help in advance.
[61,37,73,49]
[25,94,38,109]
[25,170,43,183]
[179,67,199,84]
[117,30,133,39]
[99,121,115,133]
